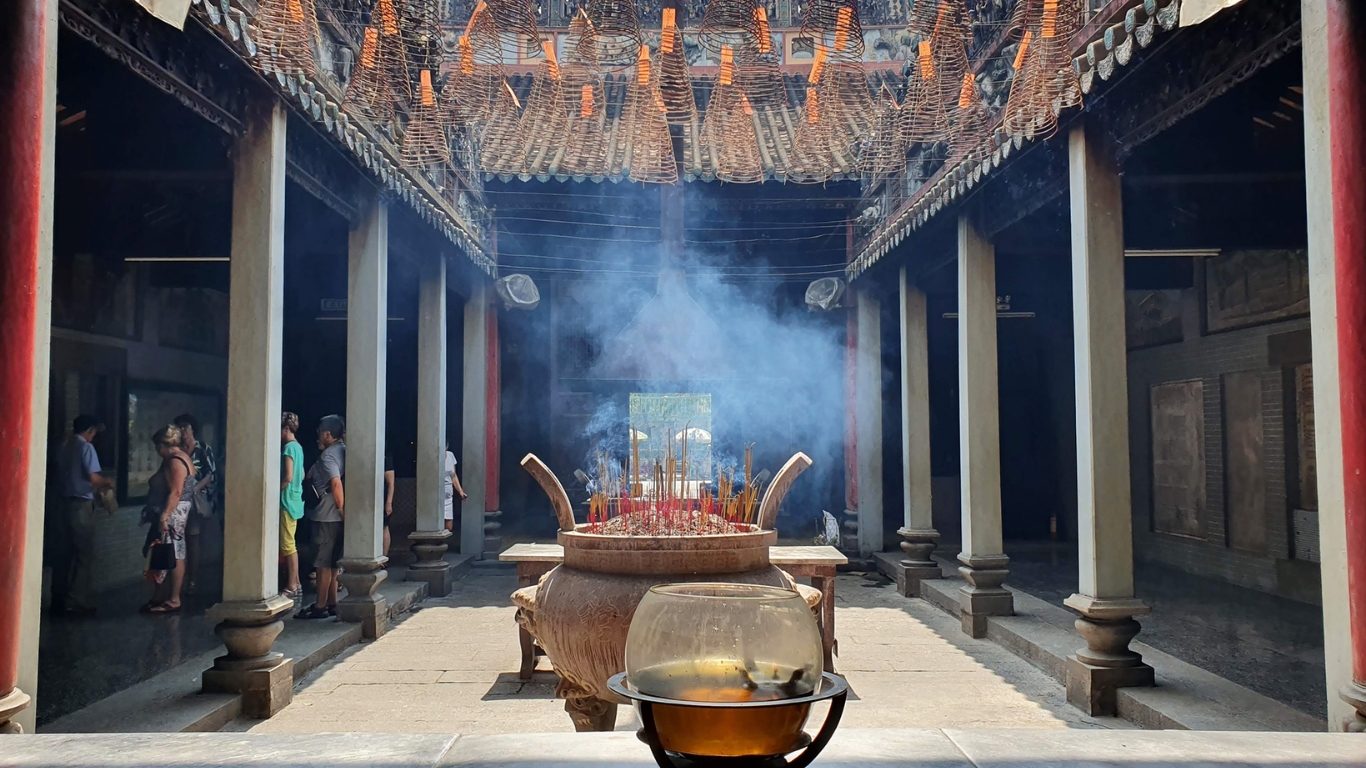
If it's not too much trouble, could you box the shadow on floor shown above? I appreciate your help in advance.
[1004,544,1327,720]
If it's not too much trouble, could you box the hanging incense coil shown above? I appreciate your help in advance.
[859,83,906,179]
[344,18,396,125]
[400,68,453,168]
[898,1,972,146]
[519,40,569,176]
[700,72,764,184]
[1002,0,1083,140]
[250,0,322,78]
[948,71,988,162]
[484,0,544,59]
[625,46,678,184]
[478,79,526,175]
[583,0,644,67]
[799,0,864,62]
[371,0,412,103]
[699,0,774,59]
[399,0,444,76]
[442,2,505,127]
[788,55,867,182]
[656,8,697,125]
[560,10,609,177]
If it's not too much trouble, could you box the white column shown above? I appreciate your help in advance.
[1302,0,1360,731]
[855,289,884,555]
[1063,121,1153,715]
[461,285,490,559]
[338,196,390,638]
[956,214,1011,638]
[896,266,939,596]
[202,96,294,718]
[408,255,454,594]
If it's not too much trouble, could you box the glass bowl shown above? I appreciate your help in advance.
[623,583,824,757]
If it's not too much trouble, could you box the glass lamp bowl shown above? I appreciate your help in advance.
[623,583,826,758]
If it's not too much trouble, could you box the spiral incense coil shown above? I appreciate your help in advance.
[909,0,972,44]
[344,19,396,125]
[733,49,786,111]
[560,10,609,177]
[656,9,697,125]
[789,56,867,181]
[478,79,526,175]
[700,81,764,183]
[399,0,444,76]
[584,0,644,67]
[699,0,773,59]
[485,0,544,59]
[858,84,906,179]
[372,0,412,103]
[948,71,988,162]
[250,0,321,78]
[625,45,678,184]
[1002,0,1083,139]
[442,2,506,127]
[520,40,569,176]
[400,68,453,168]
[799,1,864,62]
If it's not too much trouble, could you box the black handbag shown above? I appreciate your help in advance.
[148,540,176,571]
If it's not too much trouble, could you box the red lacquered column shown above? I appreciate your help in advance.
[0,0,55,734]
[1323,0,1366,731]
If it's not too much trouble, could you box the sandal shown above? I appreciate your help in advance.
[295,605,329,620]
[138,600,162,614]
[148,602,181,614]
[281,587,303,599]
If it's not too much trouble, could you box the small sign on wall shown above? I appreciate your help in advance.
[320,299,347,312]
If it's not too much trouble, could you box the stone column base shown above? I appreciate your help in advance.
[408,530,453,597]
[338,557,389,639]
[1064,594,1154,716]
[957,554,1012,638]
[204,658,295,719]
[896,527,941,597]
[1341,680,1366,732]
[203,595,295,718]
[0,687,32,733]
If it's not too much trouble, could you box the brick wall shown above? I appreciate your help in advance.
[1127,291,1317,603]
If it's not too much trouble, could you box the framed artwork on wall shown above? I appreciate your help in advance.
[121,381,223,503]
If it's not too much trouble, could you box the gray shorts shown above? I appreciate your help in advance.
[312,520,343,570]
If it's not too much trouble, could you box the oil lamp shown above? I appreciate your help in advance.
[607,583,848,767]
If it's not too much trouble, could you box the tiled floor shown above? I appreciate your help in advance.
[1004,546,1327,719]
[244,569,1127,734]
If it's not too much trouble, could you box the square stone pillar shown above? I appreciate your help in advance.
[461,285,490,559]
[202,94,294,719]
[408,255,453,595]
[337,196,389,639]
[897,266,939,597]
[1064,121,1153,715]
[855,289,884,556]
[1302,0,1366,732]
[5,0,57,735]
[956,214,1012,638]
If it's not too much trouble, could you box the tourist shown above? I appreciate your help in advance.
[443,442,467,533]
[52,415,114,616]
[298,414,345,620]
[382,453,395,558]
[173,413,217,596]
[144,425,194,614]
[280,412,305,599]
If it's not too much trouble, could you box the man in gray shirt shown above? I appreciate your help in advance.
[54,415,114,614]
[298,414,345,620]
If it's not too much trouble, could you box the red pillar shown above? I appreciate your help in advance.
[1326,0,1366,712]
[0,0,54,730]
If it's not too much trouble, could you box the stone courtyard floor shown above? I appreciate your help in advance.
[239,569,1130,734]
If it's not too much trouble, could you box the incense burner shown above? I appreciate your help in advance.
[515,453,817,732]
[607,583,848,768]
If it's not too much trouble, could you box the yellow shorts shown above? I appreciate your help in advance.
[280,510,298,557]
